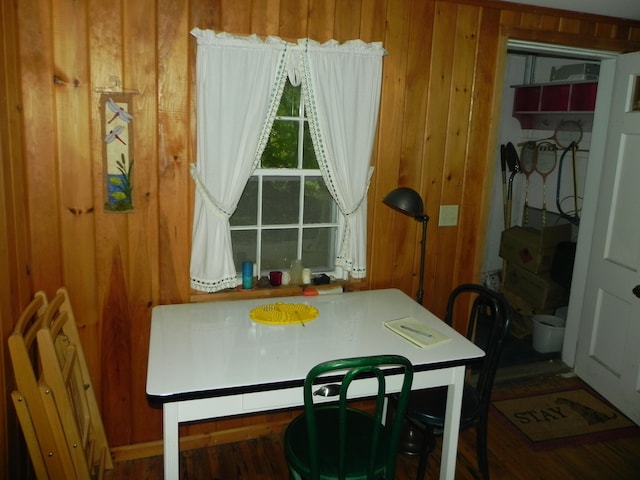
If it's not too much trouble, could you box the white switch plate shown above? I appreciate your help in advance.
[439,205,459,226]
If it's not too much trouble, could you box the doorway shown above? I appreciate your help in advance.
[482,40,617,371]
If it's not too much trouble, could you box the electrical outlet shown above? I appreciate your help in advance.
[439,205,459,226]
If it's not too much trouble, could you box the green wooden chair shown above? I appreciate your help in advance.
[284,355,414,480]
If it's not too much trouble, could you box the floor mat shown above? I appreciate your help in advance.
[491,380,639,450]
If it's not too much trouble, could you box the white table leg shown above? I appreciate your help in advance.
[163,402,180,479]
[439,365,465,480]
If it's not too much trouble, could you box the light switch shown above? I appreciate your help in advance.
[439,205,459,226]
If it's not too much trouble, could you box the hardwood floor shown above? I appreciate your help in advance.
[106,367,640,480]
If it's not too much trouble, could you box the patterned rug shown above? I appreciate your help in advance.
[491,380,640,450]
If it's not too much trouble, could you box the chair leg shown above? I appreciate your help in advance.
[476,417,490,480]
[415,426,435,480]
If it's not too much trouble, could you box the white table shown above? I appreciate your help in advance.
[146,288,484,479]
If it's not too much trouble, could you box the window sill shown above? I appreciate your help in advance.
[189,279,364,303]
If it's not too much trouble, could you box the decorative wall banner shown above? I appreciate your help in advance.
[101,93,134,212]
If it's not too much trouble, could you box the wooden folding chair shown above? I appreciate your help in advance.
[37,287,113,479]
[8,291,77,480]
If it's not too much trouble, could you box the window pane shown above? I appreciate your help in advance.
[262,229,298,270]
[262,120,299,168]
[262,176,300,225]
[231,78,340,276]
[231,230,257,271]
[302,122,319,169]
[277,80,300,117]
[230,177,258,226]
[303,227,336,270]
[304,177,336,223]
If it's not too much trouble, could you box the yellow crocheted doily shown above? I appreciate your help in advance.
[250,302,319,325]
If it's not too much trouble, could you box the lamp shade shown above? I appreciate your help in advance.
[383,186,430,304]
[383,187,425,219]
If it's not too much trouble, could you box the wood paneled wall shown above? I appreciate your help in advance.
[2,0,640,470]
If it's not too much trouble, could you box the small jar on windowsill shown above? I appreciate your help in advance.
[290,259,304,285]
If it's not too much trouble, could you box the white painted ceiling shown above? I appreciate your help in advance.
[497,0,640,21]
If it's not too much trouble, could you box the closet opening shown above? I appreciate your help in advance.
[482,40,616,375]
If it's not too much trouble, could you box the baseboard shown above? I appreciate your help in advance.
[109,419,292,464]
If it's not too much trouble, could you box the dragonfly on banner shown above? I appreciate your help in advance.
[104,126,127,145]
[106,97,133,124]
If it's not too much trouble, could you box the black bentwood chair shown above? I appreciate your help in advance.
[284,355,414,480]
[390,283,512,480]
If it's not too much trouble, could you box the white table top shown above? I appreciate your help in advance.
[146,288,484,401]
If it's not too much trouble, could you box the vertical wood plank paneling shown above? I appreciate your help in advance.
[4,0,640,461]
[445,6,479,205]
[250,0,281,35]
[221,0,252,33]
[0,0,30,307]
[0,158,14,479]
[432,5,481,316]
[158,0,192,305]
[367,0,411,291]
[456,6,502,304]
[307,0,336,41]
[17,0,63,296]
[123,0,160,446]
[89,0,133,446]
[278,0,309,38]
[101,246,134,444]
[52,0,101,391]
[387,0,434,299]
[334,0,362,39]
[0,1,33,475]
[359,0,387,292]
[191,0,221,31]
[88,0,125,417]
[359,0,387,42]
[422,1,456,313]
[160,0,200,441]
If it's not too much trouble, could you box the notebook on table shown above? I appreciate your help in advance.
[384,317,451,348]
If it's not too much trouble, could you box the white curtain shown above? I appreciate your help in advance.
[190,29,385,292]
[190,29,288,292]
[301,39,384,278]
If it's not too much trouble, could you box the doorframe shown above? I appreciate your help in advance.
[501,40,619,367]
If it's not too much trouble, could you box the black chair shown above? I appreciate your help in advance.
[284,355,414,480]
[390,283,512,480]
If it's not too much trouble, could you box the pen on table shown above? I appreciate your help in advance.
[400,325,433,338]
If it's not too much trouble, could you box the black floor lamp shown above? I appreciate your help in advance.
[383,187,430,305]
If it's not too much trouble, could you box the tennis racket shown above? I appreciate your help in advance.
[535,141,558,226]
[526,120,583,149]
[556,142,581,225]
[553,120,583,149]
[519,141,537,225]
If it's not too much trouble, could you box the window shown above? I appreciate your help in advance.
[229,80,340,275]
[190,30,382,293]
